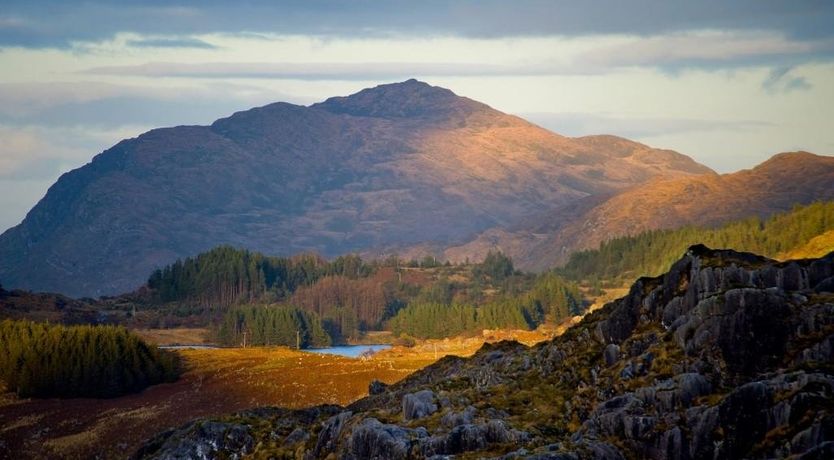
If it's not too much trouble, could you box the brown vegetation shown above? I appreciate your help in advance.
[444,152,834,271]
[133,328,211,345]
[0,328,552,459]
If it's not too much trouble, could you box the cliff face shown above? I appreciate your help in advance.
[135,246,834,459]
[0,79,711,297]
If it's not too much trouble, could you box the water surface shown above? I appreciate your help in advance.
[305,344,391,358]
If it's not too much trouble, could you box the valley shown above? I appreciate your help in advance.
[0,327,560,459]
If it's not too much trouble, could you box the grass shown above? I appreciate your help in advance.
[778,229,834,260]
[132,327,212,345]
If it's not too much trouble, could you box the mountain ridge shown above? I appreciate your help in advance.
[0,80,713,297]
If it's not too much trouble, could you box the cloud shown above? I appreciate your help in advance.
[577,31,833,71]
[2,1,834,49]
[0,125,107,180]
[522,112,773,139]
[84,61,559,80]
[0,177,54,232]
[77,30,833,81]
[126,36,217,49]
[762,66,813,93]
[0,81,299,128]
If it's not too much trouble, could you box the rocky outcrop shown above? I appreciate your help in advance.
[132,421,254,460]
[345,418,426,460]
[420,419,529,456]
[135,246,834,459]
[313,410,353,457]
[403,390,437,421]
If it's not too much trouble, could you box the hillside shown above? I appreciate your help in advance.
[0,79,710,297]
[780,229,834,260]
[135,245,834,459]
[0,285,100,324]
[559,200,834,283]
[445,151,834,270]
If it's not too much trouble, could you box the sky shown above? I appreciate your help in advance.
[1,0,833,233]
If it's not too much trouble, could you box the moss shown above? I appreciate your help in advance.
[806,293,834,305]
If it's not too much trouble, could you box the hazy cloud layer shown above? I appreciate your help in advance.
[125,36,218,49]
[2,1,834,48]
[762,67,813,93]
[79,30,834,81]
[523,113,774,140]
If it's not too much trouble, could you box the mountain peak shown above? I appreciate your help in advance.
[749,151,834,176]
[311,79,489,119]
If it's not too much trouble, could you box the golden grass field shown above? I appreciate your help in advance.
[0,324,571,460]
[132,327,212,345]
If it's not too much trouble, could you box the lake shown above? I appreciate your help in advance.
[305,344,391,358]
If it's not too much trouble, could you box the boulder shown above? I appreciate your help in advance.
[603,344,620,367]
[345,418,424,460]
[403,390,438,421]
[134,421,254,460]
[313,411,352,457]
[420,420,529,456]
[441,405,477,428]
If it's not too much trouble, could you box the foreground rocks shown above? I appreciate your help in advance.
[136,246,834,459]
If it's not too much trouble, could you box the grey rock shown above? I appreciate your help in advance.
[420,419,529,456]
[403,389,438,421]
[283,427,309,446]
[441,405,477,428]
[603,344,620,367]
[137,421,254,460]
[344,418,422,460]
[313,411,352,457]
[368,379,388,395]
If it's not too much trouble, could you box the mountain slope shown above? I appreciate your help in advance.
[445,151,834,271]
[559,200,834,283]
[0,79,710,297]
[135,246,834,459]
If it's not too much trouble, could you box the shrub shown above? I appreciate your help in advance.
[393,334,417,348]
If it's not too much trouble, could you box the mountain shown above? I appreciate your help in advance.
[0,79,711,297]
[444,151,834,271]
[134,246,834,459]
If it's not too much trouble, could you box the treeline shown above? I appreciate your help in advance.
[560,201,834,282]
[215,305,330,348]
[387,272,582,339]
[147,246,372,307]
[0,320,180,398]
[290,275,387,338]
[146,245,585,342]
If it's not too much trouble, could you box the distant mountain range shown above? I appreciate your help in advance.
[0,79,831,297]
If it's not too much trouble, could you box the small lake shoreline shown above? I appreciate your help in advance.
[304,344,392,358]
